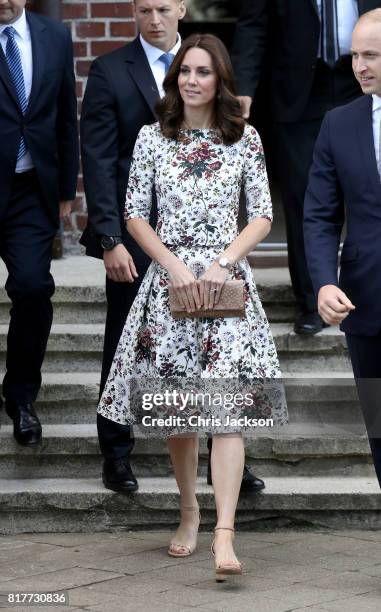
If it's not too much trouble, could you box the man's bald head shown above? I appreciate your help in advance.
[352,9,381,97]
[355,7,381,28]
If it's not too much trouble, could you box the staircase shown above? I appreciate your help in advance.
[1,258,380,535]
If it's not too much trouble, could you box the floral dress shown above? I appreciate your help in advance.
[98,123,288,436]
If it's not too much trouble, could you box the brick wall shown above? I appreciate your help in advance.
[62,0,137,253]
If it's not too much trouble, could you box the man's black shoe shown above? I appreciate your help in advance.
[294,311,327,335]
[5,401,42,446]
[207,462,265,493]
[102,458,139,492]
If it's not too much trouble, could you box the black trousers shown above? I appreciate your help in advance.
[0,170,56,404]
[274,59,360,313]
[97,266,148,461]
[346,332,381,487]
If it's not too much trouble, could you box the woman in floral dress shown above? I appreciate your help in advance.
[98,34,288,580]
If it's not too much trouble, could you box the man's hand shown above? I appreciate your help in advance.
[103,244,138,283]
[59,200,73,219]
[318,284,355,326]
[237,96,253,119]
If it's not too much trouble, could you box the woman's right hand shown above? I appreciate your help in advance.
[167,260,202,313]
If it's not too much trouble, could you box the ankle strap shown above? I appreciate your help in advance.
[180,505,199,511]
[214,527,235,532]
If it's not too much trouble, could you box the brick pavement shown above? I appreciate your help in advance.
[1,530,381,611]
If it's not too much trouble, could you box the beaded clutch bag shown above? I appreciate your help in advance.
[168,280,245,319]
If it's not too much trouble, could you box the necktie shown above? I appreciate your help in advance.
[320,0,340,68]
[159,52,175,75]
[4,26,28,160]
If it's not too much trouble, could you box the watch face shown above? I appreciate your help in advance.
[101,236,114,250]
[219,257,228,268]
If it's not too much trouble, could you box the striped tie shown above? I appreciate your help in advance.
[4,26,28,160]
[159,52,175,75]
[321,0,340,68]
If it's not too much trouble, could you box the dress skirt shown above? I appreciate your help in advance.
[98,244,288,437]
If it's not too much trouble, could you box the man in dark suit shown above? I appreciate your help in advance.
[304,9,381,486]
[80,0,265,494]
[0,1,78,445]
[232,0,381,334]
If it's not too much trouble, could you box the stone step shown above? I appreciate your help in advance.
[0,266,296,323]
[0,324,352,373]
[1,373,359,425]
[0,423,373,479]
[0,476,380,534]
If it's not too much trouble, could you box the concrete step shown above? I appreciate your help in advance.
[1,373,359,425]
[0,324,352,373]
[1,476,380,534]
[0,423,373,479]
[0,266,296,323]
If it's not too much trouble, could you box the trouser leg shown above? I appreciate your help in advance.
[345,331,381,487]
[274,120,323,313]
[0,171,56,404]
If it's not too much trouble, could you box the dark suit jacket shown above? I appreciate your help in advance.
[80,37,158,261]
[0,11,79,226]
[304,95,381,335]
[232,0,381,122]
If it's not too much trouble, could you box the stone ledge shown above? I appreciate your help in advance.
[1,476,381,534]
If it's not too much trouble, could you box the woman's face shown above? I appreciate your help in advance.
[178,47,218,110]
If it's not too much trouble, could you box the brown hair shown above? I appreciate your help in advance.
[155,33,245,145]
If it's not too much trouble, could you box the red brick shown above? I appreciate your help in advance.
[76,60,92,77]
[76,213,89,231]
[110,22,136,38]
[63,215,73,232]
[75,80,83,98]
[91,2,133,18]
[91,40,126,56]
[76,176,84,194]
[63,3,87,19]
[73,42,87,57]
[76,22,105,38]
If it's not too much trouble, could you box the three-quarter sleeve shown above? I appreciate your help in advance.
[124,124,156,222]
[242,124,273,222]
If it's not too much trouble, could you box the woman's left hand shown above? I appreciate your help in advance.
[199,262,230,309]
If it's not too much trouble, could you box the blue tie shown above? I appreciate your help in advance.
[4,26,28,160]
[320,0,340,68]
[159,52,175,75]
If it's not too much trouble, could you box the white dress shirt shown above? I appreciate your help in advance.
[316,0,359,57]
[140,33,181,98]
[372,94,381,173]
[0,9,34,172]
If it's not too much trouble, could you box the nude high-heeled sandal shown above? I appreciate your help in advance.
[211,527,243,582]
[167,505,201,558]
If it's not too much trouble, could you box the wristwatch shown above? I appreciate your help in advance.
[217,256,233,270]
[100,236,123,251]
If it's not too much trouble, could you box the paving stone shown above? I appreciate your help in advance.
[318,592,381,612]
[0,567,124,592]
[197,596,329,612]
[307,570,381,595]
[233,584,349,608]
[307,552,381,573]
[63,585,146,609]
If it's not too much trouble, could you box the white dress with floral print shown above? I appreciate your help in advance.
[98,123,288,436]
